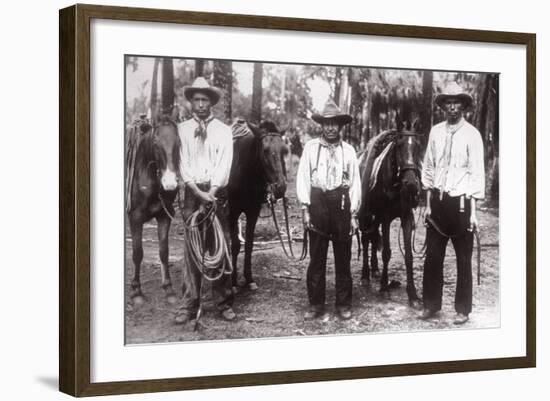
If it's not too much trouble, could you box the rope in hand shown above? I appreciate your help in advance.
[181,201,233,282]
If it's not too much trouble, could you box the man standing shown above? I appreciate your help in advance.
[296,99,361,320]
[174,77,236,325]
[420,81,485,325]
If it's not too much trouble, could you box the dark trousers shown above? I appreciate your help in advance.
[180,185,234,315]
[307,187,352,310]
[422,192,473,315]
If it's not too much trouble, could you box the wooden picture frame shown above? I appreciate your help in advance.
[59,3,536,397]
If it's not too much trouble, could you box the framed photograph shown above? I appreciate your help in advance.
[59,3,536,397]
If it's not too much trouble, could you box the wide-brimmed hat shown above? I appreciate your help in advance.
[435,81,473,109]
[311,99,352,125]
[183,77,222,105]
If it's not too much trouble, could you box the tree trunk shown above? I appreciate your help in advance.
[333,67,342,106]
[251,63,263,124]
[161,58,175,117]
[150,58,160,124]
[349,68,364,149]
[420,70,433,149]
[213,60,233,124]
[195,60,204,77]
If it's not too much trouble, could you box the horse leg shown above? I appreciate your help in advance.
[402,211,421,308]
[244,207,260,290]
[360,232,371,286]
[370,228,380,278]
[156,213,176,304]
[129,216,145,305]
[379,219,391,297]
[228,209,242,291]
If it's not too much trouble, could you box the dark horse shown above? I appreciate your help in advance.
[227,120,288,290]
[358,121,423,307]
[126,117,180,305]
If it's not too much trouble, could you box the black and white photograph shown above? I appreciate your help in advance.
[124,56,500,344]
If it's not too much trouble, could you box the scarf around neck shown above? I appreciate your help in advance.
[193,113,214,139]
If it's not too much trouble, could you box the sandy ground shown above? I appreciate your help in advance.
[125,157,499,344]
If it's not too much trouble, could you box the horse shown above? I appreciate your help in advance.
[126,116,181,305]
[358,120,423,308]
[227,120,288,291]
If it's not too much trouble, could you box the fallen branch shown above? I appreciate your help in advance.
[272,274,302,281]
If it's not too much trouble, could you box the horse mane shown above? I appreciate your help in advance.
[358,130,399,220]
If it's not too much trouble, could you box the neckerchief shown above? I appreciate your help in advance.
[440,117,466,192]
[193,113,214,139]
[319,136,343,190]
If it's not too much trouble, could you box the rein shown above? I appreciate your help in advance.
[268,196,308,262]
[257,131,309,261]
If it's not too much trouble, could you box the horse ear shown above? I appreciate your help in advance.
[412,118,422,133]
[395,110,404,132]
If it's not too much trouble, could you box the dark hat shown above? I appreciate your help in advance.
[183,77,222,105]
[435,81,473,109]
[311,99,352,125]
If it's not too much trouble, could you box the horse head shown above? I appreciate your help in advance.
[394,123,422,208]
[256,120,289,200]
[152,117,180,192]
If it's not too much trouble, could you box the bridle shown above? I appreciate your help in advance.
[256,131,307,261]
[394,131,422,192]
[257,131,287,200]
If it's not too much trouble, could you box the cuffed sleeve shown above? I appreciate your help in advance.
[421,129,435,190]
[296,143,312,207]
[347,146,362,215]
[178,123,194,185]
[466,128,485,199]
[211,125,233,188]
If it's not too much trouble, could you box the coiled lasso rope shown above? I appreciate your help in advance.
[182,203,233,282]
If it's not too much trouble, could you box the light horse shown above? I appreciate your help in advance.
[126,116,181,305]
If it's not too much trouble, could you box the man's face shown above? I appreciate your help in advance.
[443,97,464,124]
[321,120,341,142]
[191,92,212,119]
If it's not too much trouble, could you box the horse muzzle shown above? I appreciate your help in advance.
[160,169,178,191]
[270,182,287,200]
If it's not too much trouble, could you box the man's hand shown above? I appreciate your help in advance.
[302,208,311,231]
[197,190,216,205]
[468,213,479,232]
[423,206,432,226]
[351,215,359,235]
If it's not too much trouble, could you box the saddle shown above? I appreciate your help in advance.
[231,119,254,140]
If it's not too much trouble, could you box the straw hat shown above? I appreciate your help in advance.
[183,77,222,105]
[311,99,352,125]
[435,81,473,109]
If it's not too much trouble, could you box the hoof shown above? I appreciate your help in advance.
[409,299,422,310]
[165,294,177,305]
[132,294,145,306]
[248,282,259,291]
[388,280,401,290]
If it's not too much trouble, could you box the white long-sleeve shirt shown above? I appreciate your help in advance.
[296,138,362,214]
[178,117,233,188]
[421,118,485,199]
